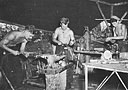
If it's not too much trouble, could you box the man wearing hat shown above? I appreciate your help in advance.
[106,15,127,52]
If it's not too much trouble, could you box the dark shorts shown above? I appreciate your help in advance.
[55,45,73,61]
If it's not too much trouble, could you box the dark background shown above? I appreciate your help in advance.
[0,0,128,35]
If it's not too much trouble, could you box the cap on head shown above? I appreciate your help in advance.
[60,17,69,25]
[110,16,120,22]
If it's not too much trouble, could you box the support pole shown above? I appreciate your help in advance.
[85,64,88,90]
[84,26,90,63]
[115,72,128,90]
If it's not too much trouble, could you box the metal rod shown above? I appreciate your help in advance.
[96,2,110,30]
[115,72,128,90]
[85,64,88,90]
[119,12,128,23]
[112,2,128,6]
[96,71,115,90]
[2,70,15,90]
[90,0,112,5]
[91,0,128,21]
[95,19,128,21]
[95,19,110,20]
[90,0,128,6]
[96,76,108,90]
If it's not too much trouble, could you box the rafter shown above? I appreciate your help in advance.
[90,0,128,21]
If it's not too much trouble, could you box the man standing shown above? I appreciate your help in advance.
[53,17,75,89]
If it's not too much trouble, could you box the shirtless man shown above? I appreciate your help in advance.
[0,26,34,56]
[0,25,34,89]
[52,17,75,89]
[53,17,75,54]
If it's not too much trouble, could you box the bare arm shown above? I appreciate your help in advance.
[0,34,20,55]
[69,30,75,46]
[20,39,28,53]
[122,25,127,41]
[52,29,62,45]
[106,35,125,42]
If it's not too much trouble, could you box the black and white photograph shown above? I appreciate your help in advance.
[0,0,128,90]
